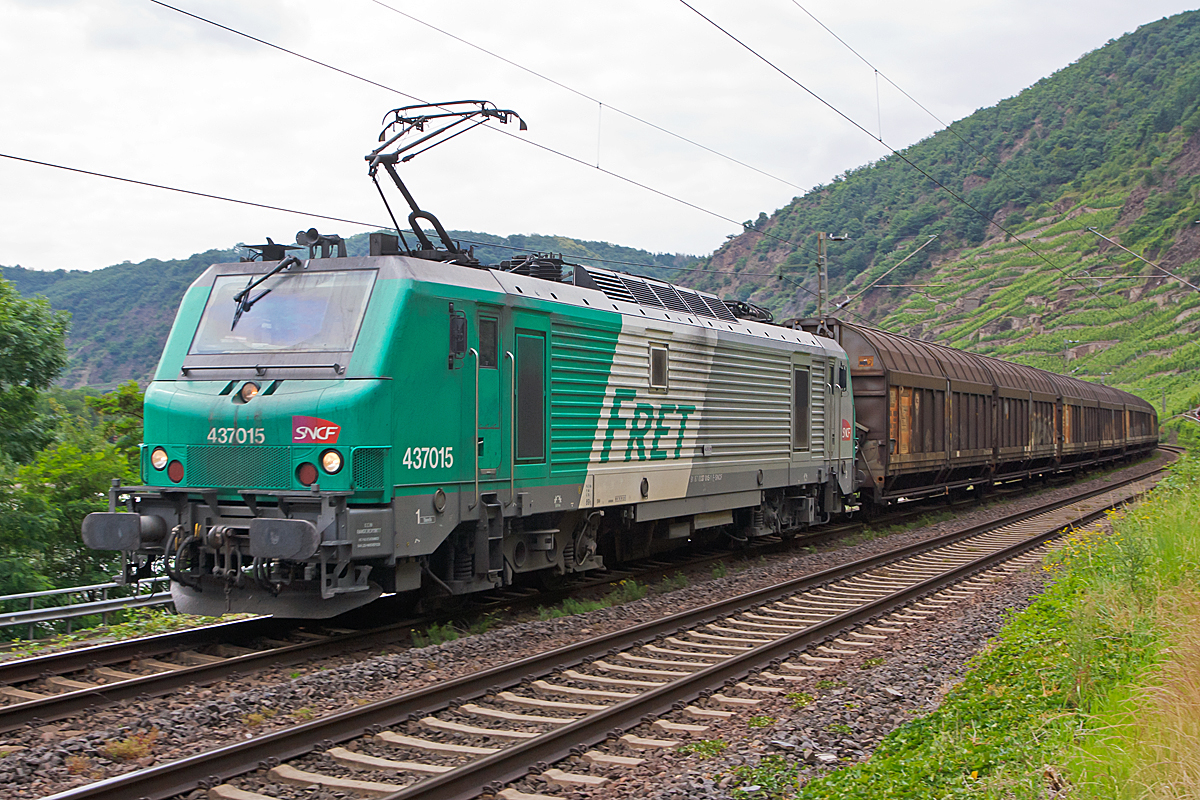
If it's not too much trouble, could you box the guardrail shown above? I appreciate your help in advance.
[0,578,174,640]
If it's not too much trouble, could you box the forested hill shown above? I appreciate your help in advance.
[0,232,694,389]
[684,10,1200,436]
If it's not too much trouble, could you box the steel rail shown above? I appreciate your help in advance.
[384,495,1110,800]
[0,496,950,731]
[41,465,1163,800]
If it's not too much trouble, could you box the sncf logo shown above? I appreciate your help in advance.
[292,416,341,444]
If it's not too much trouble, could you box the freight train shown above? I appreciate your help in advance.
[80,103,1159,618]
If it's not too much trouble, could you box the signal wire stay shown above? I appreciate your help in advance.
[786,0,1046,202]
[676,0,1107,306]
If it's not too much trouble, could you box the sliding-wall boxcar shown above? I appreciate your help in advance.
[794,319,1157,504]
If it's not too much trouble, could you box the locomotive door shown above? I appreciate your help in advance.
[475,311,503,487]
[511,311,550,491]
[790,353,815,474]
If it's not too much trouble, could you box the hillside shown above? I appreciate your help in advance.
[1,232,694,389]
[685,10,1200,433]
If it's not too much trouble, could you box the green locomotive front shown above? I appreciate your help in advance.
[81,235,856,618]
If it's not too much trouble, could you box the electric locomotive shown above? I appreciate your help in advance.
[81,101,1158,619]
[81,102,857,617]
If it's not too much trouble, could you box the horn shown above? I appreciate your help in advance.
[296,228,321,246]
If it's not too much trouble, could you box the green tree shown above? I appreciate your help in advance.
[86,380,144,472]
[0,276,70,463]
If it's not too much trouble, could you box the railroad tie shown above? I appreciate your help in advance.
[591,660,690,678]
[328,747,450,774]
[541,768,608,788]
[419,717,538,740]
[686,705,729,719]
[643,644,727,660]
[709,692,762,707]
[620,733,680,750]
[208,785,275,800]
[653,719,709,734]
[499,787,559,800]
[44,676,96,692]
[92,666,140,682]
[374,731,498,755]
[737,682,785,694]
[268,764,402,796]
[615,653,706,669]
[756,671,809,683]
[561,669,663,688]
[531,679,637,701]
[174,651,226,666]
[459,703,578,726]
[497,691,608,712]
[583,750,645,766]
[666,635,750,651]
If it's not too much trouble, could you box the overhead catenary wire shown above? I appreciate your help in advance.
[365,0,808,192]
[676,0,1109,307]
[140,0,844,274]
[786,0,1047,202]
[0,151,790,281]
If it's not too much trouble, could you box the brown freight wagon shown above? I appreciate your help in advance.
[792,319,1158,504]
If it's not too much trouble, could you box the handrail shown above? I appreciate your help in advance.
[505,350,515,506]
[467,348,480,511]
[0,577,173,637]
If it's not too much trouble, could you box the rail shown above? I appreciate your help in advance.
[0,577,173,639]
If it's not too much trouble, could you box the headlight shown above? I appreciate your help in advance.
[151,447,169,470]
[321,450,343,474]
[239,382,260,402]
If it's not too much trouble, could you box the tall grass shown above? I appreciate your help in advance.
[783,454,1200,800]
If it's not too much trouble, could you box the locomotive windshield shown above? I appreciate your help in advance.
[189,269,377,354]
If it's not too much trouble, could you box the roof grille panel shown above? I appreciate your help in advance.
[705,296,738,321]
[622,277,664,307]
[574,264,741,323]
[582,268,637,303]
[678,289,713,317]
[651,283,691,313]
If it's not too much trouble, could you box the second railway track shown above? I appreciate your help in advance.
[38,462,1164,800]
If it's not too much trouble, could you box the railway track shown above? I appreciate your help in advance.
[0,475,995,734]
[39,462,1164,800]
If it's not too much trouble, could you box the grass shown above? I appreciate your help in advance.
[785,692,814,709]
[679,739,728,758]
[749,716,777,728]
[536,579,649,619]
[0,608,245,659]
[768,453,1200,800]
[659,572,689,592]
[100,729,158,761]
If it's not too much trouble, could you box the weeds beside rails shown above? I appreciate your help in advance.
[730,454,1200,800]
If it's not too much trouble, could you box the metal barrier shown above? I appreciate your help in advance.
[0,577,174,640]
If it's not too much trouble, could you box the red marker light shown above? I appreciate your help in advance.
[297,463,318,486]
[167,460,184,483]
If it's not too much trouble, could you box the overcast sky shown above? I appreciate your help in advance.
[2,0,1196,273]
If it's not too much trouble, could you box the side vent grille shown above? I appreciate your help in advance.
[352,447,390,490]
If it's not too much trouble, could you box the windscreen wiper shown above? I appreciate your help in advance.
[231,255,302,330]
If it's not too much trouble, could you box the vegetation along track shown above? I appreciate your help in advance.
[0,479,989,734]
[40,459,1167,800]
